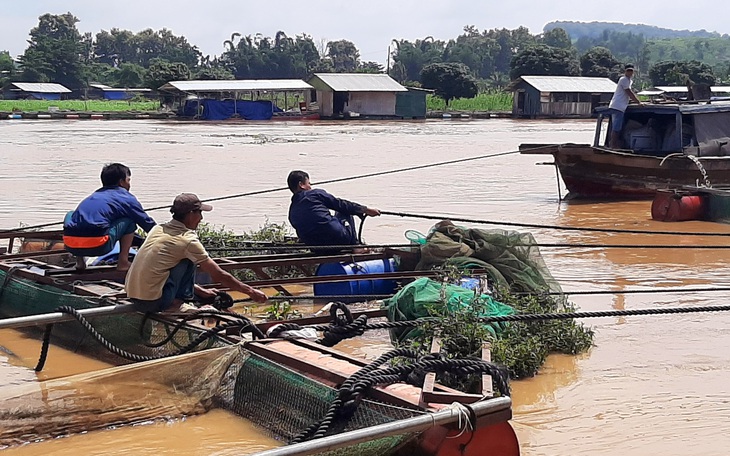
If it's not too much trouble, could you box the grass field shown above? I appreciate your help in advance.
[426,91,513,112]
[0,100,160,112]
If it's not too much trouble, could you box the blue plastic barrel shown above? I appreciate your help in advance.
[314,258,397,298]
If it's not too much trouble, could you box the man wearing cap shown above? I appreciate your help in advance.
[608,64,643,148]
[125,193,267,312]
[63,163,156,271]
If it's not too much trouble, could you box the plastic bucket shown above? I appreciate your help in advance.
[314,258,397,298]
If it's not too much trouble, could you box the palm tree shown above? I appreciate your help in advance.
[275,31,289,50]
[223,32,241,51]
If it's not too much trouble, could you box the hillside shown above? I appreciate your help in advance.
[544,21,722,40]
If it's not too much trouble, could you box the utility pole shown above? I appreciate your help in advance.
[386,45,390,74]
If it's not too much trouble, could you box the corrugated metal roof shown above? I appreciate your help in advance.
[89,83,113,90]
[654,86,689,93]
[158,80,313,92]
[517,76,617,93]
[637,90,665,96]
[310,73,407,92]
[10,82,71,93]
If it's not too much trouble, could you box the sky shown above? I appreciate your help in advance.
[2,0,729,64]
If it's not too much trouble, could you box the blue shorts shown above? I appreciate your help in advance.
[63,211,137,257]
[131,259,196,312]
[609,109,625,132]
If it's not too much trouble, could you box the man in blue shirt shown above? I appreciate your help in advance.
[63,163,156,271]
[287,170,380,249]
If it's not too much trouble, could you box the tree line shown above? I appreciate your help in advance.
[0,12,384,91]
[1,12,729,104]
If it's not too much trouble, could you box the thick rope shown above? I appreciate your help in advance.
[33,306,262,371]
[262,286,730,301]
[206,242,730,252]
[0,265,26,301]
[380,210,730,237]
[264,302,730,347]
[140,307,264,349]
[4,148,524,231]
[290,348,510,443]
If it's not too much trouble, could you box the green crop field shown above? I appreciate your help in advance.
[426,91,513,112]
[0,100,160,112]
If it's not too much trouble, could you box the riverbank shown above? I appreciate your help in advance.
[0,109,510,121]
[0,110,175,120]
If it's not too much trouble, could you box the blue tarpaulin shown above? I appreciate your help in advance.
[182,99,281,120]
[103,91,132,100]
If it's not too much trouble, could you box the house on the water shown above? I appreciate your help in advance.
[307,73,427,119]
[508,76,617,118]
[4,82,71,100]
[88,83,153,100]
[157,79,316,120]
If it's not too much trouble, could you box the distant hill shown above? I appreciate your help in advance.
[544,21,723,40]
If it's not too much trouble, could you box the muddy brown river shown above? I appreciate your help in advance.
[1,118,730,455]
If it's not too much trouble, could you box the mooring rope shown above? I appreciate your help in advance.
[139,306,264,349]
[266,301,730,349]
[33,306,263,371]
[5,147,526,233]
[0,266,27,301]
[288,347,510,443]
[380,210,730,237]
[206,241,730,252]
[261,285,730,301]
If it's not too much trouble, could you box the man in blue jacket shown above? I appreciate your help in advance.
[287,170,380,249]
[63,163,156,271]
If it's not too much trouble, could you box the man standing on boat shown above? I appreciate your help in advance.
[125,193,267,313]
[287,170,380,250]
[63,163,156,271]
[608,64,643,148]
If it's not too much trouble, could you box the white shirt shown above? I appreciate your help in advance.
[609,76,633,112]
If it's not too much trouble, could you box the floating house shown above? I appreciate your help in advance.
[307,73,425,119]
[508,76,617,118]
[158,79,316,120]
[4,82,71,100]
[87,84,153,100]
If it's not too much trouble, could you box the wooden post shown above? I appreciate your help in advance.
[481,341,493,397]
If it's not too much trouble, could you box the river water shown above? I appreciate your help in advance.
[1,118,730,455]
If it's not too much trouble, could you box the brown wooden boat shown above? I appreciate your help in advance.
[521,102,730,199]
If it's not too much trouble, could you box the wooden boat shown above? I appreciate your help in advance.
[0,240,519,455]
[521,102,730,199]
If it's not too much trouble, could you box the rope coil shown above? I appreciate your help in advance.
[290,348,510,443]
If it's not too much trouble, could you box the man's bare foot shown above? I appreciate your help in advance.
[75,256,87,270]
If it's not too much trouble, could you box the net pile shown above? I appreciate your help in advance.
[0,344,423,455]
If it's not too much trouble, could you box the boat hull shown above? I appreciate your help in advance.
[522,144,730,199]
